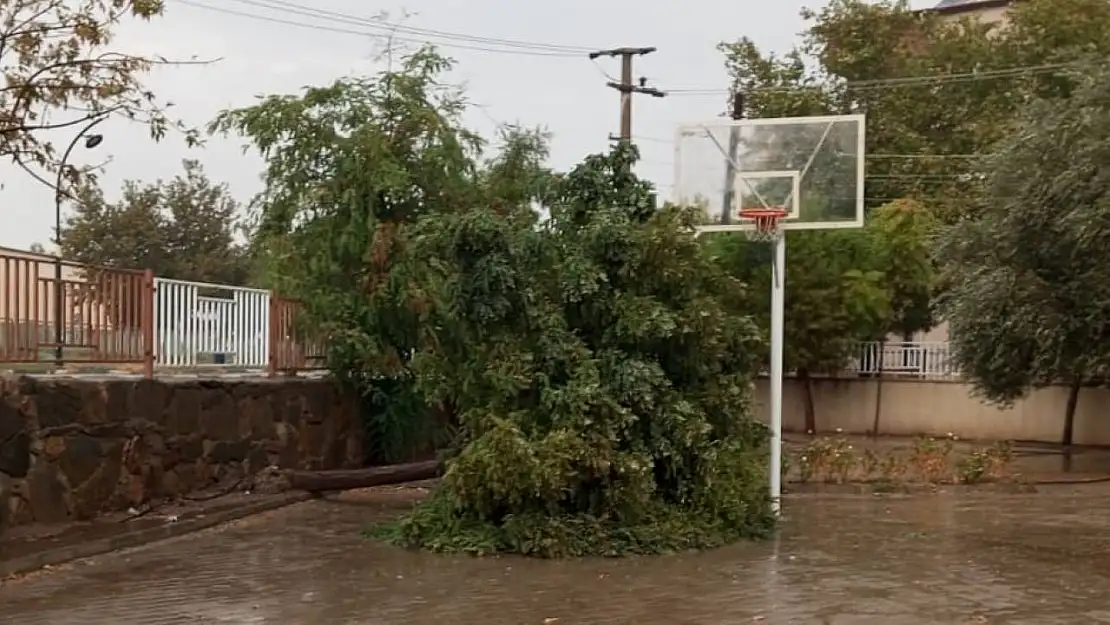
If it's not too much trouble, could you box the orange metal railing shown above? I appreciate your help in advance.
[0,253,155,375]
[0,250,328,377]
[267,296,327,375]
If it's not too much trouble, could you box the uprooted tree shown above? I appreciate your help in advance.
[1,0,200,192]
[936,63,1110,447]
[218,45,775,556]
[212,47,555,464]
[375,144,774,557]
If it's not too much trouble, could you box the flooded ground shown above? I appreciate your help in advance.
[3,485,1110,624]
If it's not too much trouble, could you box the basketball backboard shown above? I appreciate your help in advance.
[672,114,865,233]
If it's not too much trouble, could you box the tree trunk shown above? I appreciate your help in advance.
[799,369,817,434]
[871,340,886,437]
[1062,378,1081,447]
[289,460,441,492]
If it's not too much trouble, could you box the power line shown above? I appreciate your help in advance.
[661,62,1080,97]
[220,0,595,53]
[173,0,589,57]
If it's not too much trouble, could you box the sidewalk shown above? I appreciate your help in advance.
[0,490,311,579]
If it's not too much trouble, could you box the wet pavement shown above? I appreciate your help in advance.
[3,486,1110,624]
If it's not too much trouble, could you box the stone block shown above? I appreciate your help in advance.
[0,398,29,478]
[164,385,202,435]
[0,472,10,532]
[205,440,252,464]
[70,457,122,520]
[26,460,69,523]
[55,434,104,488]
[198,394,239,441]
[33,378,106,428]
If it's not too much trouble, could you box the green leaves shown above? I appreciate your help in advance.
[386,146,774,556]
[59,159,251,285]
[938,63,1110,404]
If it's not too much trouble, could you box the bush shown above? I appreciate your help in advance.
[371,146,776,557]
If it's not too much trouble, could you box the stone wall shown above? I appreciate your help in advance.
[0,376,361,532]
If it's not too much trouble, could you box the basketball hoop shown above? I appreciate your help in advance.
[738,207,788,243]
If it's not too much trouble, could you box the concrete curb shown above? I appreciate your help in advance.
[0,491,313,579]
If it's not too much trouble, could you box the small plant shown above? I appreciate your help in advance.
[785,435,1014,489]
[859,448,880,480]
[956,449,993,484]
[879,453,908,483]
[831,442,857,484]
[909,435,954,484]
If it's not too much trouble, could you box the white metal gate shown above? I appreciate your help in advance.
[154,278,270,368]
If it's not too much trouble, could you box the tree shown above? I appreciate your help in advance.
[1,0,200,192]
[380,144,774,557]
[721,0,1110,225]
[59,159,250,285]
[936,64,1110,447]
[211,47,525,463]
[865,199,937,434]
[709,0,1110,435]
[708,231,889,434]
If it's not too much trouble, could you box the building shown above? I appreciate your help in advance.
[924,0,1015,25]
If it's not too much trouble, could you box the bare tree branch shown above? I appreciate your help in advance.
[0,0,214,191]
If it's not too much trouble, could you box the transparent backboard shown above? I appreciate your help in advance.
[672,114,865,232]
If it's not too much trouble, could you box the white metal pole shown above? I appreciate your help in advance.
[769,232,785,515]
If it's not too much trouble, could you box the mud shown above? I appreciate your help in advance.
[3,485,1110,623]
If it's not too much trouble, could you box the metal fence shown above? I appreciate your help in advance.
[0,252,154,374]
[153,278,271,368]
[1,248,964,380]
[847,341,959,379]
[0,250,322,376]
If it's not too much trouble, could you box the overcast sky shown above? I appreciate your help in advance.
[1,0,935,251]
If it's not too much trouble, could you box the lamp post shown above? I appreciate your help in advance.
[53,115,106,366]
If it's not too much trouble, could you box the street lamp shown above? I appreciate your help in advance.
[53,115,107,366]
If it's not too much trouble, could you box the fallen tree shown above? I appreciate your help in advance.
[288,460,441,492]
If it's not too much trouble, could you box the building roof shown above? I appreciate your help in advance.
[926,0,1014,14]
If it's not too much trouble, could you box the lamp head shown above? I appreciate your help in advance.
[83,134,103,149]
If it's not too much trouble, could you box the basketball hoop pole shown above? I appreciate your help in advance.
[769,233,785,516]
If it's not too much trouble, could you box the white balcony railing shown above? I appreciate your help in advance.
[150,275,959,378]
[153,278,271,368]
[846,341,959,379]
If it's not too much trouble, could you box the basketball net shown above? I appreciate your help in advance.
[739,207,787,243]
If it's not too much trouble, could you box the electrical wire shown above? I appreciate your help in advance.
[219,0,595,53]
[172,0,588,57]
[591,58,619,82]
[633,136,988,161]
[661,61,1082,97]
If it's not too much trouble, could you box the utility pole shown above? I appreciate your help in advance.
[721,92,744,224]
[589,47,665,141]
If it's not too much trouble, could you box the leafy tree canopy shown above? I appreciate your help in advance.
[59,159,250,285]
[1,0,200,192]
[936,64,1110,415]
[218,46,775,554]
[721,0,1110,223]
[384,144,774,557]
[212,48,555,463]
[868,198,937,339]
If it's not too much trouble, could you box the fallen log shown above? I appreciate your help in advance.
[289,460,441,492]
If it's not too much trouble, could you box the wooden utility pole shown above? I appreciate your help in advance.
[721,92,744,224]
[589,47,665,141]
